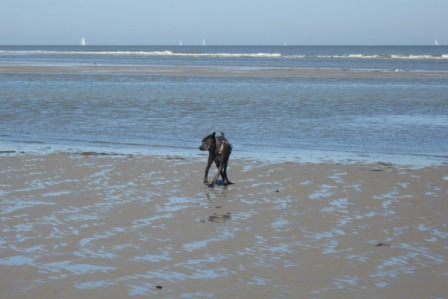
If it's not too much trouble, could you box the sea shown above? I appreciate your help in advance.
[1,45,447,166]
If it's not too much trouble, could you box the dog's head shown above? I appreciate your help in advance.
[199,132,216,151]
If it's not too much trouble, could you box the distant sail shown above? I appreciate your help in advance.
[80,37,86,46]
[179,40,182,46]
[202,39,206,46]
[435,39,439,46]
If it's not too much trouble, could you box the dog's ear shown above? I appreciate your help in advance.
[211,132,216,141]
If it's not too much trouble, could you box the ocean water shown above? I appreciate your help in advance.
[1,45,447,165]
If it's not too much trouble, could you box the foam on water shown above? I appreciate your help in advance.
[2,49,448,60]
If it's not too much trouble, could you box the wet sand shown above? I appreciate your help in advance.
[2,63,448,78]
[1,153,447,298]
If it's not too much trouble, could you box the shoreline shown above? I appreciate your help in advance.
[2,63,448,78]
[1,142,447,169]
[1,153,447,298]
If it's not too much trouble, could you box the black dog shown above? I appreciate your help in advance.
[199,132,233,187]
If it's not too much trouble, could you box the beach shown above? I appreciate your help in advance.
[1,45,447,297]
[1,152,447,298]
[2,64,448,79]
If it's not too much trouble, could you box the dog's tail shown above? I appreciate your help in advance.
[219,132,233,154]
[220,132,231,145]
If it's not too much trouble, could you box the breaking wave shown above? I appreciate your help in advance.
[0,50,282,58]
[1,50,447,60]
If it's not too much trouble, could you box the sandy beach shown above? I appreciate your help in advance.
[2,63,448,79]
[1,152,447,298]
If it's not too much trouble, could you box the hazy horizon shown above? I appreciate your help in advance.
[1,0,447,46]
[1,44,446,46]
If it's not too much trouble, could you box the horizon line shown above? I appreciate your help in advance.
[0,43,445,47]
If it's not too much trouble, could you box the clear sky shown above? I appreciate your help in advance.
[1,0,447,45]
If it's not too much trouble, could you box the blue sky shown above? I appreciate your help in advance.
[1,0,447,45]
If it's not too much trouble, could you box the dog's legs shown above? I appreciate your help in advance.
[203,156,213,184]
[222,165,233,185]
[209,164,224,188]
[220,166,226,182]
[221,154,232,185]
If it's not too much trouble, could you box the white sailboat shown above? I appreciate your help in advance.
[435,39,439,46]
[202,39,206,46]
[80,37,86,46]
[179,40,182,46]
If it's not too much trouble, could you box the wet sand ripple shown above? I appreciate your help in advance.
[1,154,447,298]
